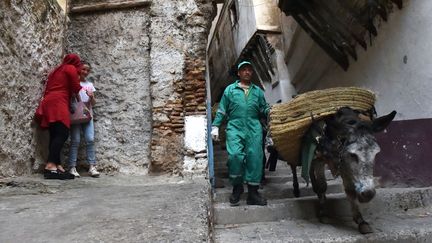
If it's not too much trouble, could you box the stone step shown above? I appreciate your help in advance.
[215,169,335,184]
[214,174,327,189]
[216,172,294,190]
[214,160,292,174]
[213,159,290,171]
[213,175,292,188]
[214,180,343,203]
[214,206,432,242]
[213,187,432,225]
[214,167,293,179]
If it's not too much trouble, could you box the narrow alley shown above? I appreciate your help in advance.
[1,0,432,242]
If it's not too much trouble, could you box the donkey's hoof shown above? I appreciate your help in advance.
[359,222,373,234]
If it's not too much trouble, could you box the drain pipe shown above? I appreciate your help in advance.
[205,59,215,191]
[206,100,215,191]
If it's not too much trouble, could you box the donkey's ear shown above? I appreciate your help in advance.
[372,110,397,133]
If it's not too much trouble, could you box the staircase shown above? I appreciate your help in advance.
[211,144,432,242]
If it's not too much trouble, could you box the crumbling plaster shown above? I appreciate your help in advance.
[149,0,215,174]
[67,8,152,174]
[0,0,66,177]
[0,0,215,177]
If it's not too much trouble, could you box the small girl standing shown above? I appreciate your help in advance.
[68,61,100,177]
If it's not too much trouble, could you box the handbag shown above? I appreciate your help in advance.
[70,96,92,124]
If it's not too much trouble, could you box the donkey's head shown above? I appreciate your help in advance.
[325,107,396,203]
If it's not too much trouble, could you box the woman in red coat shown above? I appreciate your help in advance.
[40,53,82,179]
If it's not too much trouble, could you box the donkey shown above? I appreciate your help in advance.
[301,107,396,234]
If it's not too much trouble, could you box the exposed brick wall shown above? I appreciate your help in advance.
[149,1,215,174]
[184,58,207,116]
[150,57,208,173]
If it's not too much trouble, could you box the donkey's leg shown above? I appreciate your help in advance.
[290,164,300,197]
[310,160,327,220]
[346,191,373,234]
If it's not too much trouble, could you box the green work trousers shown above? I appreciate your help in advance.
[226,119,264,186]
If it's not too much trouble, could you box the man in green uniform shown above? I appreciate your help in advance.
[211,61,270,206]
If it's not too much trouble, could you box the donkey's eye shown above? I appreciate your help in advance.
[347,120,357,125]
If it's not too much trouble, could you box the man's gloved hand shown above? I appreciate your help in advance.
[211,126,219,141]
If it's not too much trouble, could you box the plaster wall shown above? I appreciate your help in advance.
[207,1,238,101]
[296,0,432,120]
[208,3,223,48]
[233,0,258,56]
[183,115,207,175]
[66,0,213,175]
[0,0,66,177]
[67,8,152,174]
[148,0,214,174]
[253,0,280,32]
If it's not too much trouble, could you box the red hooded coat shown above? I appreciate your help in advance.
[39,54,82,129]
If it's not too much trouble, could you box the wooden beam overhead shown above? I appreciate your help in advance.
[278,0,403,70]
[70,0,152,14]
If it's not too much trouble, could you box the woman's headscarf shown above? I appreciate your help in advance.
[47,53,82,81]
[62,53,81,67]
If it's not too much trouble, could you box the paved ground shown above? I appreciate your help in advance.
[2,166,432,243]
[0,174,211,243]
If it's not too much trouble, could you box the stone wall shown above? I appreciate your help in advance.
[67,7,152,174]
[0,0,66,177]
[149,0,214,174]
[67,0,214,174]
[0,0,215,177]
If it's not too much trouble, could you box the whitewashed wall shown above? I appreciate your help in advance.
[183,115,207,174]
[277,0,431,120]
[310,0,432,120]
[233,0,258,56]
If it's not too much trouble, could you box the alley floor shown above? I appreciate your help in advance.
[2,170,432,243]
[0,174,210,243]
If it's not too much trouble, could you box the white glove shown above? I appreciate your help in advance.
[211,126,219,141]
[265,132,274,148]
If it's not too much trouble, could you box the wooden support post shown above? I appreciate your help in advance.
[70,0,152,14]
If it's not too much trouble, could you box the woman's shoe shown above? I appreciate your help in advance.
[69,167,81,178]
[59,170,75,180]
[44,169,75,180]
[88,166,100,178]
[44,169,61,179]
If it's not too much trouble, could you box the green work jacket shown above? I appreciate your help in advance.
[212,80,269,131]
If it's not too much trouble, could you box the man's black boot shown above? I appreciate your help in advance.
[247,184,267,206]
[229,184,244,206]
